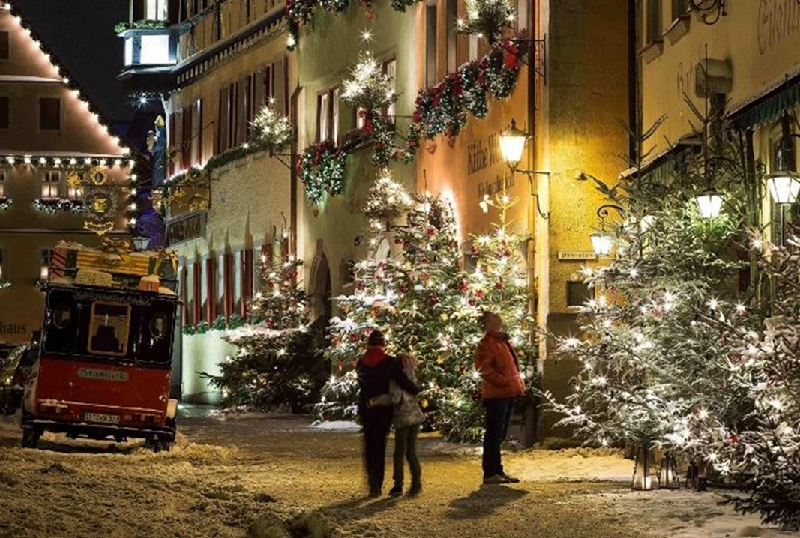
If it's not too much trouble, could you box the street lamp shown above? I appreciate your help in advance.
[498,119,550,220]
[766,171,800,205]
[133,235,150,251]
[695,189,724,219]
[591,204,624,257]
[499,119,529,172]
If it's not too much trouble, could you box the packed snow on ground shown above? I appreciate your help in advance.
[311,420,362,432]
[1,414,798,538]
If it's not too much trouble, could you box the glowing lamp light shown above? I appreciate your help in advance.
[766,172,800,205]
[132,236,150,251]
[499,119,529,170]
[39,266,49,281]
[590,231,615,256]
[695,189,724,219]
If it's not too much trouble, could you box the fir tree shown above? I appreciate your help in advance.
[204,248,326,413]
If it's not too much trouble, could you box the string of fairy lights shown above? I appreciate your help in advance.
[0,2,137,231]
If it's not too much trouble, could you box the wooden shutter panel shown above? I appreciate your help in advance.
[274,56,287,116]
[182,106,192,169]
[193,262,201,324]
[237,76,247,145]
[219,86,229,153]
[196,99,203,165]
[168,112,177,176]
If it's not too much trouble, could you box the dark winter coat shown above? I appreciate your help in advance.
[474,331,526,400]
[357,348,419,414]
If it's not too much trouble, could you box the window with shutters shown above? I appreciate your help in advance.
[217,86,229,154]
[41,171,61,199]
[228,82,238,149]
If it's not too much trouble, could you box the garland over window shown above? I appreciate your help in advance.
[297,140,350,204]
[286,0,421,50]
[407,35,523,152]
[34,198,85,214]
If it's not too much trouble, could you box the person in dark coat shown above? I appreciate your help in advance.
[357,330,419,498]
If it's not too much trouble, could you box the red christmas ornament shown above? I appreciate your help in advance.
[399,285,409,294]
[349,334,360,342]
[475,290,485,299]
[458,281,468,292]
[495,281,504,290]
[364,7,375,19]
[426,228,435,237]
[428,294,439,304]
[266,319,275,328]
[728,434,740,445]
[469,299,476,306]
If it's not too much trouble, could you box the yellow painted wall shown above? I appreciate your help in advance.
[641,1,800,154]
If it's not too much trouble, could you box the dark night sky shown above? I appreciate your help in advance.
[15,0,131,124]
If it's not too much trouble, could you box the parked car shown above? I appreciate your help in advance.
[0,343,39,415]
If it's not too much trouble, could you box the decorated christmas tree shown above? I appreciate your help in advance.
[204,247,326,413]
[315,174,537,442]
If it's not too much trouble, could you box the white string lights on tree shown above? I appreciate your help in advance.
[249,101,293,155]
[456,0,516,43]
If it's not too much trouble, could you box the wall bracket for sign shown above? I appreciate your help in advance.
[507,35,547,86]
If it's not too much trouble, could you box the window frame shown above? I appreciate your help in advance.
[316,88,340,143]
[646,0,663,44]
[41,170,61,199]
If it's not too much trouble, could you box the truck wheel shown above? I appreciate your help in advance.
[21,427,40,449]
[159,441,171,452]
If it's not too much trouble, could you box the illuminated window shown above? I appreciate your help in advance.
[383,59,396,125]
[41,171,60,199]
[124,37,133,66]
[145,0,169,21]
[39,98,61,131]
[445,0,457,72]
[468,35,479,61]
[66,173,82,200]
[0,170,5,197]
[139,34,171,65]
[39,249,53,281]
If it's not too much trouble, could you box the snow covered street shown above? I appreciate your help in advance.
[0,411,795,538]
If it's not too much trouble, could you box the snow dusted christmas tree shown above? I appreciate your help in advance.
[689,230,800,529]
[204,243,326,413]
[541,115,756,487]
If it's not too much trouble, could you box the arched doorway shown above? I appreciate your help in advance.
[311,249,332,325]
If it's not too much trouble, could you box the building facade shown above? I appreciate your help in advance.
[0,4,131,346]
[119,0,296,403]
[639,0,800,238]
[413,0,632,437]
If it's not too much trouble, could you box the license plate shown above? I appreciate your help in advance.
[83,413,120,424]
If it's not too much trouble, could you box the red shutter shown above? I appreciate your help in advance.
[240,248,254,317]
[223,252,233,319]
[205,257,217,321]
[193,262,201,323]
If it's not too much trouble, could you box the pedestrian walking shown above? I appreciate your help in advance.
[474,311,525,485]
[357,330,420,498]
[371,354,425,497]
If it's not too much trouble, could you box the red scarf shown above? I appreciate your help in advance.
[361,347,387,367]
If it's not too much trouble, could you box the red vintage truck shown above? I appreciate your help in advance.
[21,243,179,452]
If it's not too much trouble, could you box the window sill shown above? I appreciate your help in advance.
[639,40,664,64]
[664,14,691,45]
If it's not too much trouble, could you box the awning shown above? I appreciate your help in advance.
[729,72,800,130]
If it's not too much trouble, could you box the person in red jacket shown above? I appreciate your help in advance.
[475,311,525,485]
